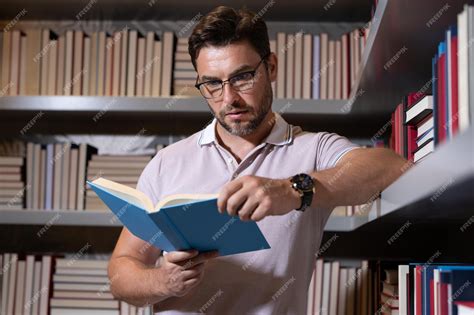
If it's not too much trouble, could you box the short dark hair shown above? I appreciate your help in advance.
[188,6,271,70]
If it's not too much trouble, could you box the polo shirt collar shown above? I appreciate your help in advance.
[198,112,293,146]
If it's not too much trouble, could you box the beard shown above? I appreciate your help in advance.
[208,81,274,137]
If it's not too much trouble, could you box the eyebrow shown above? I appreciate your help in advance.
[200,64,255,82]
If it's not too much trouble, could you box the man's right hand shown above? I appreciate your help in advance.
[158,250,219,297]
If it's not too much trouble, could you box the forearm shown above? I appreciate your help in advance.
[309,148,411,209]
[108,255,171,306]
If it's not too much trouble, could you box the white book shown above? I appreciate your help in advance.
[151,40,162,97]
[327,40,335,100]
[33,144,41,209]
[136,37,146,96]
[406,95,433,123]
[50,298,119,309]
[360,261,369,315]
[68,148,79,210]
[89,32,98,95]
[276,32,286,98]
[54,290,114,299]
[54,283,109,292]
[53,143,63,209]
[32,261,42,315]
[19,35,27,95]
[335,40,342,99]
[417,116,434,136]
[26,143,34,208]
[414,139,434,162]
[314,259,324,314]
[97,32,106,96]
[127,30,138,96]
[161,32,175,96]
[119,29,128,96]
[24,255,35,314]
[60,143,71,210]
[105,37,114,96]
[302,34,312,99]
[1,254,10,315]
[468,6,474,128]
[306,265,315,315]
[433,268,440,315]
[294,33,303,99]
[446,28,453,139]
[72,31,84,95]
[320,33,328,99]
[346,268,356,315]
[47,40,58,95]
[144,32,156,97]
[53,274,109,283]
[112,32,122,96]
[10,30,21,95]
[56,35,65,95]
[312,35,320,99]
[39,256,52,315]
[7,254,18,315]
[40,30,51,95]
[55,258,108,269]
[83,37,91,96]
[285,34,295,99]
[321,262,331,315]
[14,261,26,315]
[64,30,74,96]
[1,31,11,90]
[329,261,340,315]
[341,34,349,99]
[337,268,348,315]
[50,309,119,315]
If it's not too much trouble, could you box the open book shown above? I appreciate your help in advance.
[87,178,270,256]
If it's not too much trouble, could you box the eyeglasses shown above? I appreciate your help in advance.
[195,54,269,99]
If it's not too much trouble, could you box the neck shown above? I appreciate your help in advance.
[216,111,276,163]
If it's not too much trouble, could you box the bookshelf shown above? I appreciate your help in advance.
[0,0,472,261]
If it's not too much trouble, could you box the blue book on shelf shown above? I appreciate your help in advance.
[87,178,270,256]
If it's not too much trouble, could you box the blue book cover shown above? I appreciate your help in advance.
[87,178,270,256]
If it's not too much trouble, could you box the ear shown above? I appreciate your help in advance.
[266,52,278,83]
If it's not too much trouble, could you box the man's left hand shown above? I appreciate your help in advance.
[217,175,301,221]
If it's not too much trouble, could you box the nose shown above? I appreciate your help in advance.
[221,82,240,105]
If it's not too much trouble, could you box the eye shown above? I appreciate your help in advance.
[205,80,222,88]
[231,72,253,83]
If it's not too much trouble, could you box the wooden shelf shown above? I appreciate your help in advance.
[0,0,372,21]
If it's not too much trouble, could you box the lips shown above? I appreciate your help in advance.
[226,110,248,116]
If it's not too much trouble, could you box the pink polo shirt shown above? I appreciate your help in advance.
[136,112,359,314]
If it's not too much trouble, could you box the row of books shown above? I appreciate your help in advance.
[306,259,377,315]
[388,5,473,163]
[0,29,176,97]
[0,140,169,211]
[0,254,152,315]
[0,25,367,100]
[274,29,368,100]
[396,263,474,315]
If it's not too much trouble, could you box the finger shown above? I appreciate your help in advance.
[165,249,199,263]
[238,197,259,221]
[180,262,207,281]
[217,179,243,213]
[250,204,268,222]
[226,188,248,216]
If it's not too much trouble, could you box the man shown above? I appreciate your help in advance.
[108,6,408,314]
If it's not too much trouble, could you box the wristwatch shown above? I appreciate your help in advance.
[290,173,315,212]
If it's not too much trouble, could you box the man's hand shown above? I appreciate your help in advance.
[217,175,301,221]
[157,250,219,297]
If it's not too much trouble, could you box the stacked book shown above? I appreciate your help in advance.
[0,28,175,97]
[25,142,98,210]
[0,254,152,315]
[380,269,399,315]
[0,156,24,210]
[307,259,375,315]
[274,28,368,100]
[85,154,152,211]
[173,37,200,97]
[397,263,474,315]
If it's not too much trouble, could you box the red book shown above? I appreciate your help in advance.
[415,266,423,315]
[450,32,459,136]
[437,45,447,143]
[429,280,434,315]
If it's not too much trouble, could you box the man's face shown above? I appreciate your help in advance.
[195,41,277,137]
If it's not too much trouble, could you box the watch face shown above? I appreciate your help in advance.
[293,173,314,191]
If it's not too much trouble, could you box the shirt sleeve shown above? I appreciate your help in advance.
[315,132,360,171]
